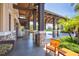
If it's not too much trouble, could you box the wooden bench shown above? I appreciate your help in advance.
[46,39,79,56]
[46,44,79,56]
[58,48,79,56]
[46,43,59,56]
[46,39,60,56]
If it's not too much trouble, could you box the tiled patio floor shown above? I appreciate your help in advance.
[7,33,51,56]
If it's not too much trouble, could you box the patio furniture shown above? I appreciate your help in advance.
[46,38,60,56]
[46,38,79,56]
[58,48,79,56]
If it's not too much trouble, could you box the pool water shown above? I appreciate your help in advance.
[45,32,74,39]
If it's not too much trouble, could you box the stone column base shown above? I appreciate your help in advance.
[32,30,37,42]
[35,31,45,46]
[24,29,30,39]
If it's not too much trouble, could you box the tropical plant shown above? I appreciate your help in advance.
[58,18,73,40]
[60,36,79,53]
[58,16,79,39]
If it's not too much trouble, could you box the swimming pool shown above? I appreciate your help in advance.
[45,32,74,39]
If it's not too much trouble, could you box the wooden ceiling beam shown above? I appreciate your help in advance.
[26,4,33,20]
[48,19,53,23]
[46,17,53,23]
[19,10,26,15]
[13,4,36,10]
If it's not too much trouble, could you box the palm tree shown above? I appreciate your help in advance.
[58,17,79,39]
[74,4,79,11]
[58,18,72,39]
[74,4,79,38]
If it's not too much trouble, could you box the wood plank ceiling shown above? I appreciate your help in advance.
[13,3,65,26]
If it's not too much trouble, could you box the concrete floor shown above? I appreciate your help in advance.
[8,33,48,56]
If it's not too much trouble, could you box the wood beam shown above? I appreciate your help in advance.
[46,17,53,23]
[48,19,53,23]
[13,4,36,10]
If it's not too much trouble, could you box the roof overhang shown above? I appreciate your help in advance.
[13,3,66,26]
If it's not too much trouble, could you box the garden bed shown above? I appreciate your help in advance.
[59,36,79,53]
[0,43,13,55]
[0,40,15,55]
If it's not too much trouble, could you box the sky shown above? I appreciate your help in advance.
[45,3,76,18]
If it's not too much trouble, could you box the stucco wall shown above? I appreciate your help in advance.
[0,3,19,32]
[0,3,19,40]
[0,4,3,31]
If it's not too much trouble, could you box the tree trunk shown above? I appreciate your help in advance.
[77,28,79,38]
[68,29,73,40]
[68,32,73,40]
[75,28,79,38]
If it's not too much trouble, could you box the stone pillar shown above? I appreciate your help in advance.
[45,19,46,30]
[25,20,28,29]
[44,19,46,41]
[24,16,30,39]
[33,10,36,30]
[36,3,45,46]
[52,17,56,38]
[38,3,44,31]
[26,16,30,31]
[33,9,36,42]
[57,19,59,37]
[16,23,19,39]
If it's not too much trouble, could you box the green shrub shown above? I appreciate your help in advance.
[0,44,13,55]
[61,30,73,33]
[60,36,73,42]
[60,36,79,53]
[73,37,79,44]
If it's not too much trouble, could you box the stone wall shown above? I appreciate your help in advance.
[0,31,16,41]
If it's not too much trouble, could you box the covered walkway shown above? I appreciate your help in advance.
[0,3,65,56]
[8,33,47,56]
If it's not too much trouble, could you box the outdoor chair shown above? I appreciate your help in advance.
[45,38,60,56]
